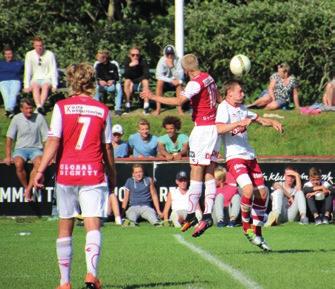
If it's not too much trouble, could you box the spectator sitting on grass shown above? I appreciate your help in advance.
[112,124,129,158]
[163,170,202,228]
[158,116,188,161]
[303,167,333,225]
[122,163,163,226]
[265,166,308,227]
[128,118,158,158]
[322,74,335,106]
[247,63,300,110]
[213,166,240,228]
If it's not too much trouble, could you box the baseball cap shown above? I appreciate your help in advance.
[176,170,188,180]
[165,45,175,55]
[112,124,123,135]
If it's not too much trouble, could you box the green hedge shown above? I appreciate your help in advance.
[0,0,333,104]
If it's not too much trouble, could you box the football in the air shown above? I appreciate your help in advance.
[229,54,251,76]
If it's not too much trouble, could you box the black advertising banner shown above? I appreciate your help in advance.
[0,161,334,216]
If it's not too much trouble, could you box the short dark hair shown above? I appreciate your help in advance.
[309,167,322,178]
[162,116,181,131]
[20,97,34,107]
[223,80,243,97]
[3,45,13,54]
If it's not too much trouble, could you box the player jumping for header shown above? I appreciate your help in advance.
[141,54,221,237]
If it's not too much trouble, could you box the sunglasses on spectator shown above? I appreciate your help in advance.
[131,53,140,57]
[38,57,42,66]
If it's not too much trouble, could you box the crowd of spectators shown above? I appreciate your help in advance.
[0,37,334,228]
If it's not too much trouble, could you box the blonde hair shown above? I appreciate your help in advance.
[66,63,95,96]
[278,62,291,74]
[96,49,109,58]
[181,54,199,71]
[132,163,144,172]
[137,118,150,128]
[214,166,227,182]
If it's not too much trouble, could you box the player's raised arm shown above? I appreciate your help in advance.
[140,89,188,106]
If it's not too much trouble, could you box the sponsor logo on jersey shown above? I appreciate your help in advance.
[64,104,105,118]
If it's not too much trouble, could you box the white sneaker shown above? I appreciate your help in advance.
[299,216,309,225]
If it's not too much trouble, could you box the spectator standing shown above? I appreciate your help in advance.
[303,167,333,225]
[4,97,48,201]
[34,63,115,289]
[163,171,202,228]
[0,46,23,118]
[23,36,58,115]
[112,124,129,158]
[265,166,308,227]
[216,80,283,251]
[213,166,240,228]
[158,116,188,160]
[322,75,335,106]
[142,54,221,237]
[123,47,150,114]
[154,45,184,115]
[94,50,123,116]
[248,63,300,110]
[122,164,162,226]
[128,118,158,158]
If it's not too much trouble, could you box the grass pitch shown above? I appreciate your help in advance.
[1,218,334,289]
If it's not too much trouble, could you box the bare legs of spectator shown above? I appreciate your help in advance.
[124,79,133,111]
[14,156,41,201]
[31,82,50,109]
[154,80,183,116]
[141,79,150,112]
[248,94,280,110]
[322,81,335,106]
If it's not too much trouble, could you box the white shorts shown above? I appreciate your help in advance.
[56,182,109,219]
[189,125,221,165]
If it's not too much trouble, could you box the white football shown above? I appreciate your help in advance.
[229,54,251,76]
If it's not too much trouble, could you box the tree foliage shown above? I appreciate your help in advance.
[0,0,333,103]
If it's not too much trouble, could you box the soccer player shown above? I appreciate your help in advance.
[141,54,221,237]
[34,63,115,289]
[216,80,283,251]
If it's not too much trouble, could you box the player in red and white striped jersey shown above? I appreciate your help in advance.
[216,80,283,251]
[141,54,221,237]
[34,63,114,289]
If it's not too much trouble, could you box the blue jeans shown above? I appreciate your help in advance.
[0,80,21,112]
[94,82,123,111]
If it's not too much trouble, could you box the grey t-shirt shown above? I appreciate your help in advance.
[6,112,48,149]
[124,176,152,207]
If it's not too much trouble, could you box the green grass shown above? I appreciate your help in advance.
[1,105,335,159]
[1,218,334,289]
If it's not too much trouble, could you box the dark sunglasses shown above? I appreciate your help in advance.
[131,53,139,57]
[38,57,42,66]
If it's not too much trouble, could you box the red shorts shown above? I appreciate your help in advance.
[226,158,265,188]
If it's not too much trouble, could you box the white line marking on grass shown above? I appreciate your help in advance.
[174,234,263,289]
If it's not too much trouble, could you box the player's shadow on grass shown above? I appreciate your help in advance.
[243,248,335,254]
[103,280,208,289]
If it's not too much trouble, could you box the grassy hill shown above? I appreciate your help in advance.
[0,105,334,159]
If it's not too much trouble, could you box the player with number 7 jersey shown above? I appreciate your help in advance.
[49,96,112,185]
[34,63,114,289]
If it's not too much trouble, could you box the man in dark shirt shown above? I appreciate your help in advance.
[123,47,150,114]
[95,50,123,116]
